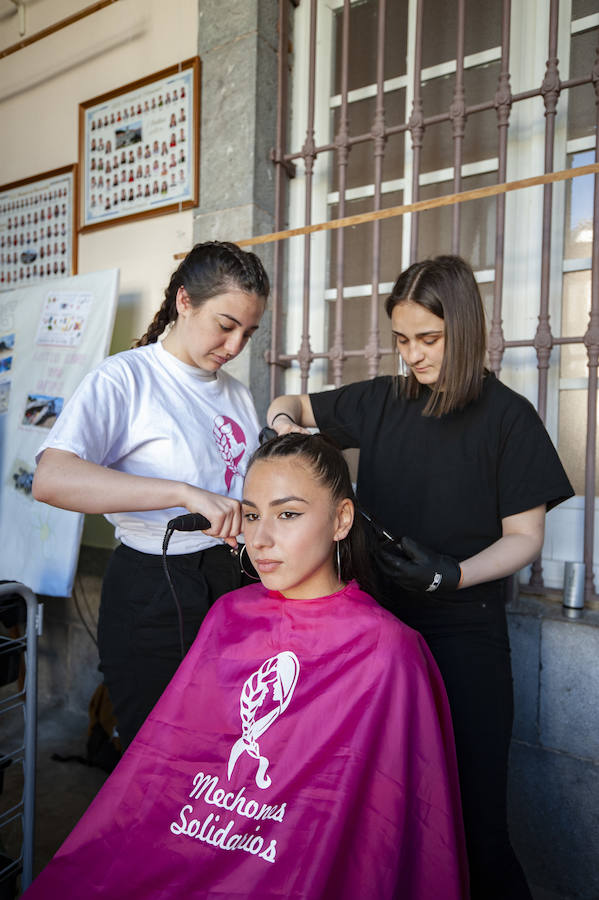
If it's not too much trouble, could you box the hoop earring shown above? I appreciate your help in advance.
[239,544,260,581]
[336,539,341,584]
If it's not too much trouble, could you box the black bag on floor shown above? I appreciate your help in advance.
[52,683,122,774]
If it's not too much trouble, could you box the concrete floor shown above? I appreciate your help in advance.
[1,701,108,897]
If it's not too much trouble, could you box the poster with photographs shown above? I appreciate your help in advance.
[0,269,119,596]
[0,165,77,293]
[79,57,200,231]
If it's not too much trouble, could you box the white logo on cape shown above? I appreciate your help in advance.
[228,651,300,790]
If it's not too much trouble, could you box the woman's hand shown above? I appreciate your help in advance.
[378,537,462,594]
[376,505,546,595]
[34,450,241,547]
[267,394,316,435]
[182,486,242,548]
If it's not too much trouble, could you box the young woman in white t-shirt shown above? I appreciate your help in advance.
[33,241,269,747]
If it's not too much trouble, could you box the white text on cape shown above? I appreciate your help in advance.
[170,805,277,863]
[189,771,287,822]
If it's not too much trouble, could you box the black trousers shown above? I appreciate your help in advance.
[388,590,532,900]
[97,543,241,749]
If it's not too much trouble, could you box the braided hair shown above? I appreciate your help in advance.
[135,241,270,347]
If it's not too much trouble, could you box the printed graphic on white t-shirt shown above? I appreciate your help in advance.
[213,414,247,492]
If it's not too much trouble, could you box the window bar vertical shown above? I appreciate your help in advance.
[298,0,318,393]
[408,0,424,263]
[530,0,560,590]
[269,0,293,400]
[582,42,599,604]
[450,0,466,254]
[488,0,512,376]
[365,0,387,378]
[331,0,351,388]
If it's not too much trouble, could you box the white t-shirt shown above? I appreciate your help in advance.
[36,342,260,554]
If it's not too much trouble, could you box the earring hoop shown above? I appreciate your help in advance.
[336,539,341,584]
[239,543,259,581]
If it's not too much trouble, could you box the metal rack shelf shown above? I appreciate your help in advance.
[0,583,43,896]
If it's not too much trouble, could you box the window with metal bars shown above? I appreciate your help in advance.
[270,0,598,596]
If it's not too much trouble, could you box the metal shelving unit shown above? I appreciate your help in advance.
[0,583,42,896]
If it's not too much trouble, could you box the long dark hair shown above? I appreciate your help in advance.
[136,241,270,347]
[247,433,376,595]
[385,255,487,416]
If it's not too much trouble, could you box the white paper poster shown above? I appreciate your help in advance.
[0,269,119,596]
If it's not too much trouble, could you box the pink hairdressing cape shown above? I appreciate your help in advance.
[25,581,468,899]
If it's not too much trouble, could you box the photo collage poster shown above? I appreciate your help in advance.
[0,168,76,293]
[82,62,196,228]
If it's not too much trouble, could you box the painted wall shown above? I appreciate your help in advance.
[0,0,198,545]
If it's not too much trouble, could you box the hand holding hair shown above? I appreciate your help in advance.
[378,535,462,594]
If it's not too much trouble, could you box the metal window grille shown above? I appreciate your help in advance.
[264,0,599,602]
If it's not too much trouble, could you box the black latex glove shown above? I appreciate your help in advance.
[377,535,462,594]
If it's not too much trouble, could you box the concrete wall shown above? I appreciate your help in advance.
[192,0,278,421]
[507,596,599,900]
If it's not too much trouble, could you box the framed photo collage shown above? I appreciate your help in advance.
[0,57,200,292]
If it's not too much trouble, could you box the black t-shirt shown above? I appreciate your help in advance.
[311,373,573,578]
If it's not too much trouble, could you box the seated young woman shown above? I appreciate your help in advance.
[23,434,469,900]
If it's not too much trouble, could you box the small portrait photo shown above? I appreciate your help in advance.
[11,460,35,497]
[115,125,142,150]
[0,332,15,356]
[0,382,11,415]
[22,393,64,429]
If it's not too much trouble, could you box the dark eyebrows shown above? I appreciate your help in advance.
[217,313,259,333]
[242,496,308,508]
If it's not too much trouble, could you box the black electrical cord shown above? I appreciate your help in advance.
[162,430,277,658]
[162,513,211,660]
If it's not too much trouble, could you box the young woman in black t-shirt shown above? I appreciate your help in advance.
[265,255,573,900]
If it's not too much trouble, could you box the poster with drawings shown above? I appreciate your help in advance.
[36,291,93,347]
[0,269,119,596]
[80,57,200,231]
